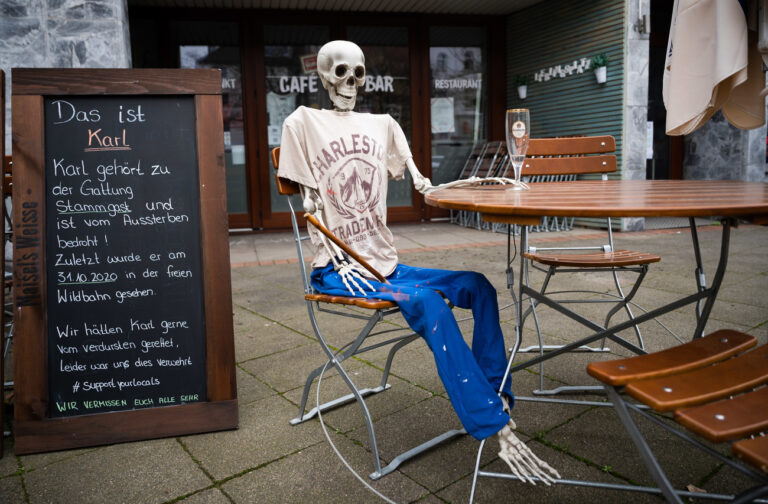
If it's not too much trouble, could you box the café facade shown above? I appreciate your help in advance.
[2,0,766,231]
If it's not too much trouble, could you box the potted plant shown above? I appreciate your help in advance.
[591,53,608,84]
[515,74,529,99]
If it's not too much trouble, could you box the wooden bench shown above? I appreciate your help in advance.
[587,329,768,502]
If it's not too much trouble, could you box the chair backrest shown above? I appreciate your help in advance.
[455,142,486,180]
[522,136,618,250]
[471,141,505,179]
[271,147,313,294]
[3,156,10,243]
[271,147,301,195]
[523,136,617,178]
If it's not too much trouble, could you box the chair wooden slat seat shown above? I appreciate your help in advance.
[733,435,768,474]
[625,344,768,411]
[305,293,396,310]
[586,329,757,386]
[587,329,768,500]
[524,249,661,268]
[675,387,768,443]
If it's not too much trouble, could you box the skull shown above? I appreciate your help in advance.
[317,40,366,111]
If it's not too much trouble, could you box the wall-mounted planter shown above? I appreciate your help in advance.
[594,66,607,84]
[517,85,527,99]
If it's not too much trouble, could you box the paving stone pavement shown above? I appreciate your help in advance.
[2,222,767,503]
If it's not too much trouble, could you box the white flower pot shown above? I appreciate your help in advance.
[594,66,607,84]
[517,85,527,100]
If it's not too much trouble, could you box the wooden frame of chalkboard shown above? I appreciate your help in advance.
[11,69,237,455]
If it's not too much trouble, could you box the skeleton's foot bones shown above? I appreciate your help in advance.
[497,418,561,485]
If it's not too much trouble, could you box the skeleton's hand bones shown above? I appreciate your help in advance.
[301,186,376,296]
[405,159,529,194]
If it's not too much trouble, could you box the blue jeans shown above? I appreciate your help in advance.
[311,263,512,440]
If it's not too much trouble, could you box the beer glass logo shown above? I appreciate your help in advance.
[512,120,526,138]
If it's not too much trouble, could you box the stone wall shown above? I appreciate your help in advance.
[683,110,767,182]
[1,0,132,154]
[622,0,650,231]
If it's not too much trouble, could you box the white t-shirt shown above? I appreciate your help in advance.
[278,106,412,277]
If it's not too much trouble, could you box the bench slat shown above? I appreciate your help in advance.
[675,387,768,442]
[626,344,768,411]
[733,435,768,475]
[525,249,661,268]
[586,330,757,386]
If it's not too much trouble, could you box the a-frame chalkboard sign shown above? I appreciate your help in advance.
[11,69,237,454]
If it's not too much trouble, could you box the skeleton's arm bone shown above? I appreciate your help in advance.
[406,158,433,194]
[298,185,378,295]
[305,213,389,284]
[405,158,529,193]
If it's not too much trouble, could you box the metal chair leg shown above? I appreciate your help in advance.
[468,437,487,504]
[378,333,419,389]
[291,307,383,424]
[309,313,386,479]
[603,386,682,503]
[601,266,648,350]
[519,264,609,396]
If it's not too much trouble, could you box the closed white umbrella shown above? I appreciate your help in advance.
[663,0,766,135]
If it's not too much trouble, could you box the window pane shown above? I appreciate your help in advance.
[429,27,487,185]
[180,44,247,214]
[265,25,330,213]
[347,26,413,207]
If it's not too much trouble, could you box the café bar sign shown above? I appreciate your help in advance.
[279,74,397,94]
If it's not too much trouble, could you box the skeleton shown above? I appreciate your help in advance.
[308,40,528,296]
[300,40,559,485]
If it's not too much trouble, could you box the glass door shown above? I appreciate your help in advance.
[429,27,488,187]
[261,25,331,228]
[346,25,417,219]
[174,21,250,228]
[181,45,247,216]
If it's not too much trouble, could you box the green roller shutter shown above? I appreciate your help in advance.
[507,0,626,179]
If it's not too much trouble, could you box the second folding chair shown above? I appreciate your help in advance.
[516,136,663,394]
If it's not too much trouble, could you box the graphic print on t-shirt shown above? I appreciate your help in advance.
[307,133,389,244]
[327,157,381,219]
[278,107,411,276]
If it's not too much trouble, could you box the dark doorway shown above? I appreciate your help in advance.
[647,0,683,179]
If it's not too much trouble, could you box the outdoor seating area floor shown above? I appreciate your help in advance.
[2,222,766,503]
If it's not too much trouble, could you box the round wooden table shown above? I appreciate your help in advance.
[424,179,768,365]
[425,179,768,225]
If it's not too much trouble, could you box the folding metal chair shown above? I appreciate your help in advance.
[470,329,768,502]
[271,147,466,480]
[516,136,665,395]
[2,156,11,387]
[458,141,506,229]
[587,329,768,502]
[449,142,484,225]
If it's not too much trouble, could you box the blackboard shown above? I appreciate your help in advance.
[12,69,237,454]
[44,96,206,417]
